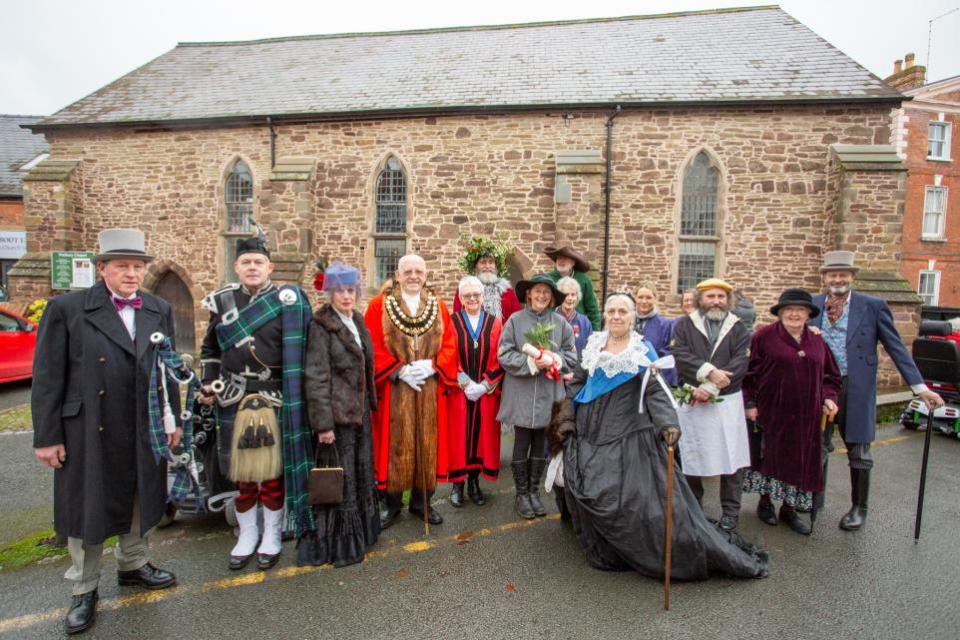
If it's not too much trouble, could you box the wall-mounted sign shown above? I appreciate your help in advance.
[51,251,95,290]
[0,231,26,259]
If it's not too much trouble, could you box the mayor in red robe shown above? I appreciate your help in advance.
[365,255,458,529]
[446,276,505,508]
[742,288,842,535]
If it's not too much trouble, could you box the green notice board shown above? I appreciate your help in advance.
[51,252,96,290]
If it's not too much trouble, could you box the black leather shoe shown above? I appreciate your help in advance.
[718,514,738,532]
[757,499,778,526]
[379,506,402,530]
[65,590,97,635]
[779,505,812,535]
[467,476,486,506]
[257,553,280,570]
[409,504,443,525]
[117,562,176,590]
[449,482,465,508]
[229,553,254,571]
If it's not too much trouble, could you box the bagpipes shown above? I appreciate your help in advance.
[147,331,206,509]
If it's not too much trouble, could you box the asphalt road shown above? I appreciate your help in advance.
[1,424,957,639]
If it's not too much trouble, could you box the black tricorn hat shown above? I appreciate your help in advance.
[236,235,270,259]
[770,288,819,319]
[515,274,565,308]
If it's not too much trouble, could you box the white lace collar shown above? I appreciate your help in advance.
[580,331,650,377]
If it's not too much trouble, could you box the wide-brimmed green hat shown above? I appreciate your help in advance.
[515,274,564,308]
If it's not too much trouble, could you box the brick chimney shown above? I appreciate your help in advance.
[884,52,926,91]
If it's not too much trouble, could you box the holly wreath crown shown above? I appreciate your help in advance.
[458,236,515,278]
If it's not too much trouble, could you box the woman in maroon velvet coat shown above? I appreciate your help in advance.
[743,289,841,535]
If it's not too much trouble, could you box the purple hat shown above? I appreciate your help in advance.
[322,261,361,292]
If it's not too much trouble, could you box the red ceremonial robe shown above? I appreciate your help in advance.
[446,311,505,482]
[365,289,459,493]
[743,322,842,493]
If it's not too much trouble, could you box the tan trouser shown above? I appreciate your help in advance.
[65,499,151,595]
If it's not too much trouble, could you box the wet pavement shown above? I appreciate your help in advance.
[1,423,957,639]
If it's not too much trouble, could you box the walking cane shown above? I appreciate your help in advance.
[913,407,936,542]
[811,411,829,528]
[664,444,674,611]
[415,413,430,537]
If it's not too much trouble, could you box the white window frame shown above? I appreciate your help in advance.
[927,121,952,161]
[921,186,947,240]
[918,270,941,306]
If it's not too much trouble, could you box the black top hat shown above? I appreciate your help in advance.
[770,288,819,319]
[236,235,270,259]
[515,274,565,308]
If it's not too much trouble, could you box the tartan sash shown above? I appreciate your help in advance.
[215,285,316,537]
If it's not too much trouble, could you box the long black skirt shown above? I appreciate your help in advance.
[563,425,768,581]
[297,410,380,568]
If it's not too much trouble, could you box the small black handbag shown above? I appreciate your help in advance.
[307,442,344,506]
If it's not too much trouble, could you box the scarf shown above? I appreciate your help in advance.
[826,294,848,324]
[216,285,316,537]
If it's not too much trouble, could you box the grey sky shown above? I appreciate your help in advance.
[1,0,958,117]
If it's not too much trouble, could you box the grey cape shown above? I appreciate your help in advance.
[497,306,578,429]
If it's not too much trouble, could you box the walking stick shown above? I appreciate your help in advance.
[416,409,430,537]
[913,408,936,543]
[811,411,829,528]
[664,444,674,611]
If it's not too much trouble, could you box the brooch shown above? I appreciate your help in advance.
[278,289,298,306]
[797,350,806,358]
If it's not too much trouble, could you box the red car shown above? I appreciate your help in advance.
[0,308,37,383]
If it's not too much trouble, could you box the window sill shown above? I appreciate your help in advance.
[920,236,947,243]
[926,156,952,162]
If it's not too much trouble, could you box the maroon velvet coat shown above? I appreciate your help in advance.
[743,322,842,493]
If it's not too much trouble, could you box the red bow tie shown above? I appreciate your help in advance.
[113,296,143,311]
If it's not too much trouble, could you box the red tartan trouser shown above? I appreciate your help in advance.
[235,478,284,512]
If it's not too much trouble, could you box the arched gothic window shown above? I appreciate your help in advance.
[677,152,721,293]
[225,160,254,233]
[222,159,255,283]
[373,156,408,286]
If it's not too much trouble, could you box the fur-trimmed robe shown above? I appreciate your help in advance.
[365,286,458,494]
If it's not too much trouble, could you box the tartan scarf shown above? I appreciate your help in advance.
[148,336,202,506]
[216,285,316,537]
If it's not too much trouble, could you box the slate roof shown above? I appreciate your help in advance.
[0,116,49,197]
[35,6,903,130]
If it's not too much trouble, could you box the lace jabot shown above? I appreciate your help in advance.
[580,331,651,377]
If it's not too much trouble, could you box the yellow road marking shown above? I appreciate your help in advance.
[0,513,560,634]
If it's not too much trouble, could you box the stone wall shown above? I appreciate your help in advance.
[24,104,900,347]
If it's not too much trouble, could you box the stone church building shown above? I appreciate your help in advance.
[11,6,920,383]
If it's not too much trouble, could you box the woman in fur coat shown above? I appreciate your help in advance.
[299,262,380,567]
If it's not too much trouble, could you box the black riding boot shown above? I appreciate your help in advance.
[839,468,870,531]
[467,472,486,505]
[528,457,549,517]
[449,482,465,508]
[512,461,534,519]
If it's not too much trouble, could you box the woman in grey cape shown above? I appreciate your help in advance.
[498,274,578,519]
[552,293,769,581]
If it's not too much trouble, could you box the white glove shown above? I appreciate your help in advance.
[465,381,487,402]
[410,359,435,379]
[399,366,426,392]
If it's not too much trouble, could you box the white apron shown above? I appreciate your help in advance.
[677,390,750,477]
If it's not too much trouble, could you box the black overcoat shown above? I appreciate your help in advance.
[32,280,178,545]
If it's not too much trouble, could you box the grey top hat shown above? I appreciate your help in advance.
[94,228,154,263]
[819,250,859,274]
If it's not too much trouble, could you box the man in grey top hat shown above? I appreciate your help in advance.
[32,228,179,635]
[810,250,943,531]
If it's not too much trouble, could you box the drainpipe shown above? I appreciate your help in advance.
[266,116,276,168]
[601,104,622,303]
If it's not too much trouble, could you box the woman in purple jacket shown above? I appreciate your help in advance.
[556,277,592,357]
[634,284,677,386]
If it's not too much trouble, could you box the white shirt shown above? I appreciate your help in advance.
[466,312,482,333]
[107,286,137,340]
[402,291,421,316]
[336,309,362,347]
